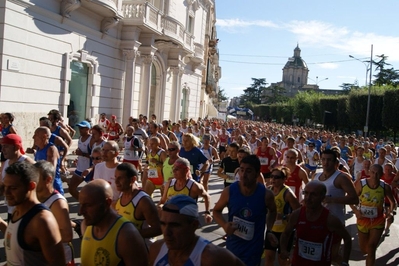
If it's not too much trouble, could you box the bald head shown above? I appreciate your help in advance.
[305,180,327,197]
[81,179,113,201]
[35,126,51,139]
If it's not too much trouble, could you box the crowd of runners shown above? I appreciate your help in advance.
[0,110,398,265]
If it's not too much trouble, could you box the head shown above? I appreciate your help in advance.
[286,137,295,148]
[115,163,139,192]
[149,122,159,134]
[383,163,394,176]
[111,115,117,122]
[4,162,39,206]
[149,137,161,151]
[161,195,199,250]
[100,113,107,119]
[228,142,239,159]
[79,179,114,226]
[202,134,211,145]
[39,117,52,128]
[173,158,191,179]
[131,118,139,129]
[2,112,15,125]
[303,181,327,209]
[362,159,371,170]
[270,166,290,188]
[237,147,251,162]
[182,133,199,150]
[1,134,25,159]
[91,147,103,165]
[379,147,387,158]
[285,149,298,166]
[167,141,181,159]
[370,164,383,180]
[34,160,56,198]
[33,127,51,148]
[260,137,269,147]
[308,142,315,150]
[76,120,91,136]
[239,155,260,187]
[101,141,119,162]
[321,149,339,172]
[91,125,104,140]
[47,110,61,125]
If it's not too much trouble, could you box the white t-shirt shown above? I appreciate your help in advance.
[93,162,120,201]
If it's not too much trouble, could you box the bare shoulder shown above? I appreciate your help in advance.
[202,243,244,266]
[148,239,164,264]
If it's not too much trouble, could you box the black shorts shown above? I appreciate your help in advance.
[264,230,294,253]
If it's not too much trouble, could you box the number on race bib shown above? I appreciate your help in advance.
[148,169,158,178]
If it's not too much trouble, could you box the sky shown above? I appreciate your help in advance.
[215,1,399,99]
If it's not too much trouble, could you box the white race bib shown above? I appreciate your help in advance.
[226,172,235,183]
[360,205,378,218]
[232,216,255,241]
[110,132,116,136]
[298,238,322,261]
[259,157,268,165]
[148,169,158,178]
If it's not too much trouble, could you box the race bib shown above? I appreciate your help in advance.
[360,205,378,218]
[259,157,268,165]
[298,238,322,261]
[226,172,235,183]
[125,151,131,157]
[148,169,158,178]
[110,132,116,136]
[233,216,255,240]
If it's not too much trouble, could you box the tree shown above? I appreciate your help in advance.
[373,54,399,87]
[339,82,359,94]
[264,85,288,104]
[217,87,228,102]
[242,78,267,104]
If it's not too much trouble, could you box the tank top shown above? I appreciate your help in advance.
[1,124,12,136]
[248,139,259,154]
[43,191,73,264]
[115,190,149,230]
[364,150,372,160]
[2,155,27,214]
[359,170,370,180]
[340,146,350,162]
[5,204,51,266]
[34,143,63,195]
[76,135,92,172]
[227,182,266,266]
[256,147,273,174]
[353,157,364,176]
[162,157,174,182]
[123,136,140,161]
[175,131,183,144]
[90,139,105,154]
[292,207,333,266]
[166,179,195,200]
[81,216,129,266]
[358,179,385,221]
[272,185,290,232]
[305,150,318,167]
[219,134,229,146]
[285,165,302,199]
[108,124,120,140]
[154,236,209,266]
[314,171,345,224]
[147,149,165,186]
[51,125,61,137]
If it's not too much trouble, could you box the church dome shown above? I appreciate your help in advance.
[284,44,308,69]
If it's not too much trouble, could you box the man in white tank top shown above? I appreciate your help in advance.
[149,195,245,265]
[314,149,359,264]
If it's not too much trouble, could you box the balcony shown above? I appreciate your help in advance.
[122,1,162,34]
[80,0,122,18]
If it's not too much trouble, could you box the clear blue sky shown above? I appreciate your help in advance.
[215,1,399,99]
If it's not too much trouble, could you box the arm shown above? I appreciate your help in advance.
[211,147,221,164]
[265,188,277,231]
[136,197,162,238]
[54,136,69,167]
[202,245,245,266]
[384,185,397,215]
[280,209,300,261]
[9,126,17,134]
[158,180,172,205]
[327,214,352,264]
[117,123,124,136]
[217,162,228,180]
[47,146,60,168]
[148,241,163,265]
[50,199,73,242]
[213,187,237,235]
[59,127,72,147]
[117,223,148,266]
[299,167,309,185]
[192,183,212,223]
[0,216,7,234]
[324,173,359,205]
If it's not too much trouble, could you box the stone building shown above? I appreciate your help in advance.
[0,0,220,143]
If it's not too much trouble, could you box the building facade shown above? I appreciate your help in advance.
[0,0,220,142]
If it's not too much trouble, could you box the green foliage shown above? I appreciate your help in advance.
[217,87,228,102]
[383,90,399,130]
[242,78,267,104]
[373,54,399,87]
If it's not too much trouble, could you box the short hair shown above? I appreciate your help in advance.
[105,141,119,152]
[39,117,52,128]
[240,155,261,173]
[150,136,161,144]
[174,157,190,168]
[3,112,15,122]
[321,149,339,161]
[238,147,251,156]
[91,125,104,136]
[271,166,291,179]
[116,163,138,180]
[5,161,39,186]
[229,142,239,150]
[287,148,298,157]
[163,120,170,126]
[169,141,181,150]
[261,136,269,142]
[372,164,383,177]
[91,146,102,154]
[48,110,61,121]
[132,118,139,123]
[34,160,55,181]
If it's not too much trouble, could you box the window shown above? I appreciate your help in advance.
[188,16,194,34]
[297,77,300,83]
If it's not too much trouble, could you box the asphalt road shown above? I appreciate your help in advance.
[0,165,398,265]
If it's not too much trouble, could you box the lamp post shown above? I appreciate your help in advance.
[308,76,328,87]
[349,55,370,86]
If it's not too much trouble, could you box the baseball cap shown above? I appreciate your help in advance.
[1,134,25,154]
[162,195,199,218]
[76,121,91,129]
[111,115,117,119]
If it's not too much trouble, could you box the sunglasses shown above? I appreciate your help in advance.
[270,174,284,179]
[91,156,101,160]
[168,148,177,151]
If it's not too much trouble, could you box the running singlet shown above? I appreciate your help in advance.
[81,216,129,266]
[5,204,51,265]
[147,149,165,186]
[285,166,302,199]
[227,182,266,266]
[115,190,149,230]
[123,136,141,161]
[108,124,120,140]
[256,147,273,174]
[292,206,333,266]
[357,179,385,228]
[272,185,290,233]
[76,135,92,172]
[154,236,209,265]
[166,179,196,200]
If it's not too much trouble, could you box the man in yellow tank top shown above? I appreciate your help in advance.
[80,179,148,265]
[115,163,161,241]
[264,167,300,266]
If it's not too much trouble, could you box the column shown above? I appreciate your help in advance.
[139,55,154,116]
[122,48,139,122]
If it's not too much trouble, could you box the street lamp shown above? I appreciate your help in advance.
[308,76,328,86]
[349,55,370,86]
[349,46,373,136]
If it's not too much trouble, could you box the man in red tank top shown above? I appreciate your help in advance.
[284,149,309,202]
[280,181,352,266]
[254,137,277,185]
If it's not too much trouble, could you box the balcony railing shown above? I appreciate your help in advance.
[122,1,162,33]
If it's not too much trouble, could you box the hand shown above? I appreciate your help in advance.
[267,231,279,247]
[279,250,290,262]
[26,147,35,154]
[75,149,83,156]
[223,222,238,235]
[204,214,213,224]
